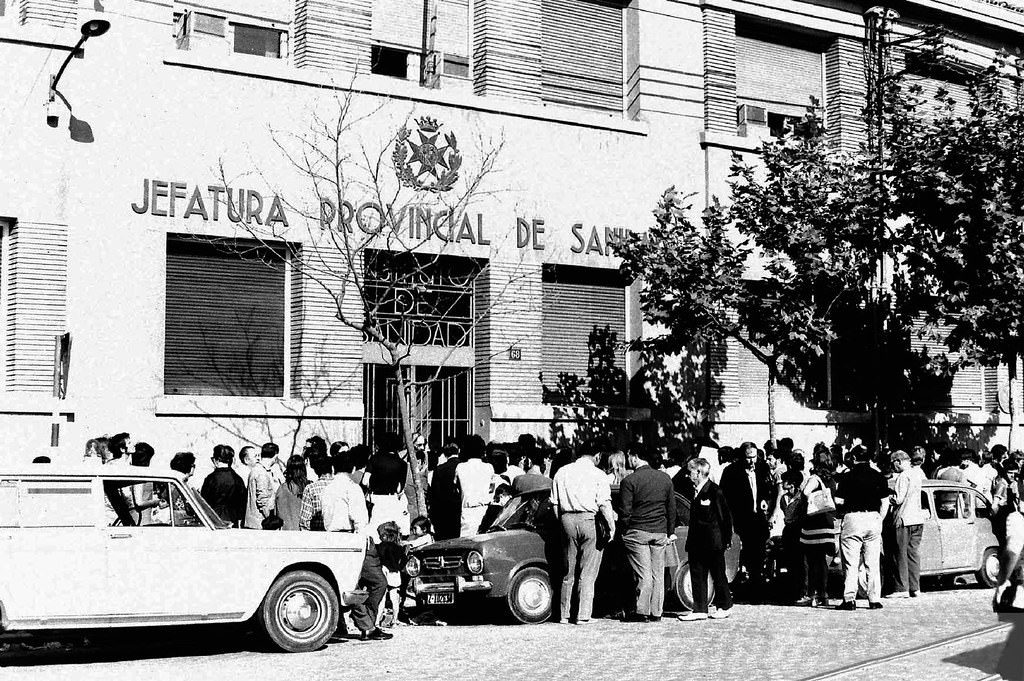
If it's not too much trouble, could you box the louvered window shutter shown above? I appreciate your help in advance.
[909,318,983,410]
[904,74,971,118]
[541,266,626,394]
[736,33,823,116]
[165,239,285,397]
[541,0,623,114]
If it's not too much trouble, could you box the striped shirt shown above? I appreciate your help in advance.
[299,473,334,531]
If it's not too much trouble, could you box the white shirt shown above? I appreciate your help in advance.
[746,468,757,513]
[456,459,495,509]
[893,465,927,527]
[321,474,368,534]
[552,457,611,514]
[962,462,991,501]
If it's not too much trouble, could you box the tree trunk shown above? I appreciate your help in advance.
[767,361,777,445]
[1010,357,1019,453]
[394,368,428,518]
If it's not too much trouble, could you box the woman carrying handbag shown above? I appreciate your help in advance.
[995,478,1024,681]
[798,453,838,608]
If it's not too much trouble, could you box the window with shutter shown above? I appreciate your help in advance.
[164,238,286,397]
[735,23,824,125]
[541,265,626,403]
[908,318,984,410]
[541,0,624,114]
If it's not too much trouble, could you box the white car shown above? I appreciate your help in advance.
[0,464,367,652]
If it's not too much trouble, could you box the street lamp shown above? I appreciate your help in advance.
[46,18,111,126]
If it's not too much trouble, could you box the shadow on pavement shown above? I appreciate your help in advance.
[942,641,1003,676]
[0,624,292,666]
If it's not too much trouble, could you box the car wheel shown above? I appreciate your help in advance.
[257,570,339,653]
[976,548,1000,588]
[675,563,715,612]
[506,567,553,624]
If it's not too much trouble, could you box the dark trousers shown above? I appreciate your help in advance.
[350,542,388,633]
[689,549,732,614]
[737,520,768,594]
[782,525,806,600]
[894,524,923,594]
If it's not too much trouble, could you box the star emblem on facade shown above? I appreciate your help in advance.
[393,117,462,192]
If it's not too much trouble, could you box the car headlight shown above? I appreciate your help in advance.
[466,550,484,575]
[405,555,421,577]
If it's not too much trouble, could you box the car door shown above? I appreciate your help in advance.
[102,478,214,621]
[0,477,106,624]
[918,489,942,573]
[934,488,976,571]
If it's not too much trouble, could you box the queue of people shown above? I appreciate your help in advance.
[76,429,1024,658]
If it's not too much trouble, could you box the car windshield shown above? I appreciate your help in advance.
[488,491,548,531]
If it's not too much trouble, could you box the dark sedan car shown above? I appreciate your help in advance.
[405,487,740,623]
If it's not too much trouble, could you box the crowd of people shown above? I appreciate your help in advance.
[73,430,1024,674]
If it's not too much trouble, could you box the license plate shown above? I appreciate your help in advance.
[425,592,454,605]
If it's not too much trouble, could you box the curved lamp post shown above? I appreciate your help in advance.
[47,19,110,125]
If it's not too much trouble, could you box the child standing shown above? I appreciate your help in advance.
[375,521,406,628]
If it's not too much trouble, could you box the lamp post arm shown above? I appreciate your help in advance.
[49,34,89,98]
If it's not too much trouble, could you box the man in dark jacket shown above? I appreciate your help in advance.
[719,441,773,600]
[427,442,462,540]
[679,457,733,622]
[620,447,677,622]
[201,444,246,527]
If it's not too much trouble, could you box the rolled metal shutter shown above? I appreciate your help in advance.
[541,266,626,388]
[909,318,983,410]
[736,32,823,116]
[541,0,623,114]
[165,239,285,397]
[372,0,422,49]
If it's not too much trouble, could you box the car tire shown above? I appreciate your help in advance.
[675,563,715,612]
[976,547,1000,588]
[506,567,553,624]
[257,570,339,653]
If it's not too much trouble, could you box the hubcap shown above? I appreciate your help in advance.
[279,588,324,635]
[517,578,551,614]
[986,553,1000,582]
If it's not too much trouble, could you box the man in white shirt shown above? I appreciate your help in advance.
[455,437,495,537]
[243,443,279,529]
[887,449,928,599]
[322,452,369,534]
[320,450,392,641]
[960,448,991,501]
[551,444,615,625]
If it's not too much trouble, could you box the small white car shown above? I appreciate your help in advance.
[0,464,367,652]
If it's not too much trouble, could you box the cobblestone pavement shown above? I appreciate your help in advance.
[0,584,1008,681]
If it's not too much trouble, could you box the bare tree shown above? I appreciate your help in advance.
[204,86,528,516]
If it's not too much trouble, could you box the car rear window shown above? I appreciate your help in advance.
[0,479,94,528]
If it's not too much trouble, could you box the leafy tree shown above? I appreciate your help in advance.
[888,55,1024,447]
[617,113,877,442]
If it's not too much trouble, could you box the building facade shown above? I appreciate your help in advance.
[1,0,1023,466]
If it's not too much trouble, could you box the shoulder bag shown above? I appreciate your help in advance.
[804,476,837,517]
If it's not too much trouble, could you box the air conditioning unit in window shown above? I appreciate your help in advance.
[737,104,767,126]
[737,104,769,139]
[174,10,229,56]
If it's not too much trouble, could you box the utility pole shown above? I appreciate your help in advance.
[863,5,899,454]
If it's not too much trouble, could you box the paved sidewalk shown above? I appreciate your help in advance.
[0,586,1005,681]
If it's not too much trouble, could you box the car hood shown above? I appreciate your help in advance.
[415,529,536,552]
